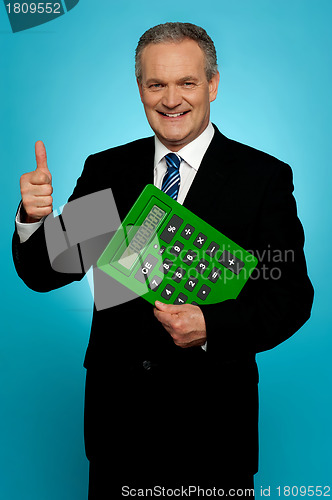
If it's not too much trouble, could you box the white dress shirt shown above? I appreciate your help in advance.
[153,121,214,203]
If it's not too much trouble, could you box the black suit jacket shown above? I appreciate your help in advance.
[12,125,314,480]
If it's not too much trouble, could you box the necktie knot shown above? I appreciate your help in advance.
[162,153,181,200]
[165,153,181,170]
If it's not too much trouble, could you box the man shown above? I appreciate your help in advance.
[13,22,314,498]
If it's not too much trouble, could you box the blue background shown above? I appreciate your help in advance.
[1,1,331,498]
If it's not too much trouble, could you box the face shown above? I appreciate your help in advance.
[137,39,220,151]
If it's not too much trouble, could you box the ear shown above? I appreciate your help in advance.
[137,78,144,102]
[209,71,220,103]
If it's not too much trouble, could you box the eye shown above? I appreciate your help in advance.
[182,82,196,88]
[149,83,163,90]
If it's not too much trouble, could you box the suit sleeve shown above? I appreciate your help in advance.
[202,162,314,356]
[12,155,96,292]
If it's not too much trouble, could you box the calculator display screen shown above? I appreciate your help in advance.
[118,205,166,270]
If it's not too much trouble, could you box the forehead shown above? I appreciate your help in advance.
[140,39,206,81]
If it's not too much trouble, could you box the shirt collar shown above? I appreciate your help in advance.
[154,121,215,171]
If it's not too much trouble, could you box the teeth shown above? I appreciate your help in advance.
[164,112,185,117]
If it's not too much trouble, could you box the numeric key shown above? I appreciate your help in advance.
[196,258,209,274]
[182,249,197,265]
[174,293,188,305]
[161,284,176,300]
[169,240,184,257]
[172,267,186,283]
[159,258,174,274]
[184,277,199,292]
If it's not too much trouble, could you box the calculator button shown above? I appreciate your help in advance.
[193,232,207,249]
[172,267,186,283]
[174,293,188,305]
[160,215,184,244]
[184,277,199,292]
[197,285,211,301]
[206,241,220,258]
[152,243,165,255]
[208,267,222,283]
[196,258,209,274]
[183,249,198,265]
[218,251,245,275]
[160,258,174,274]
[134,254,158,283]
[161,284,176,300]
[169,240,184,257]
[191,301,199,306]
[181,224,195,240]
[148,275,163,291]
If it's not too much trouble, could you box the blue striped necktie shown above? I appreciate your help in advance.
[161,153,181,200]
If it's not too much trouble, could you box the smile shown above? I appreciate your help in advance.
[158,111,189,117]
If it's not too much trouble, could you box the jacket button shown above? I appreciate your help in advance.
[142,360,152,371]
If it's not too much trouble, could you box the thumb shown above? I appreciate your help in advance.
[154,301,183,314]
[35,140,51,180]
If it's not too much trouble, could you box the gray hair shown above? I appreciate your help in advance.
[135,22,218,82]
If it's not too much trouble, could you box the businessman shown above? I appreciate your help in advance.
[13,22,314,498]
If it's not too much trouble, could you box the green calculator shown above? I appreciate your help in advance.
[97,184,257,306]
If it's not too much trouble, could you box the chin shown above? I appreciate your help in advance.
[160,129,190,144]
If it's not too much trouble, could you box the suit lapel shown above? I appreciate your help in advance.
[131,138,155,188]
[112,136,155,220]
[183,126,234,226]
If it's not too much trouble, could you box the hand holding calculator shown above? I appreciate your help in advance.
[97,185,257,306]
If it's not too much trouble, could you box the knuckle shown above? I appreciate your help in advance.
[20,185,28,196]
[36,172,46,183]
[172,319,182,331]
[20,172,31,183]
[23,197,32,208]
[44,196,53,207]
[25,206,35,217]
[44,206,53,216]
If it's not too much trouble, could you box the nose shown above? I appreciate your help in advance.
[161,84,182,109]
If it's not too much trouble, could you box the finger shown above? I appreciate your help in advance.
[29,169,52,186]
[153,307,172,325]
[154,301,184,314]
[174,339,206,349]
[35,140,51,177]
[28,183,53,196]
[33,195,53,208]
[24,204,53,220]
[23,194,53,211]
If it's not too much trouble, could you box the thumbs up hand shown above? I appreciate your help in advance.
[20,141,53,223]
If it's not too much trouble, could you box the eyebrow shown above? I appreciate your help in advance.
[178,76,199,83]
[144,76,199,85]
